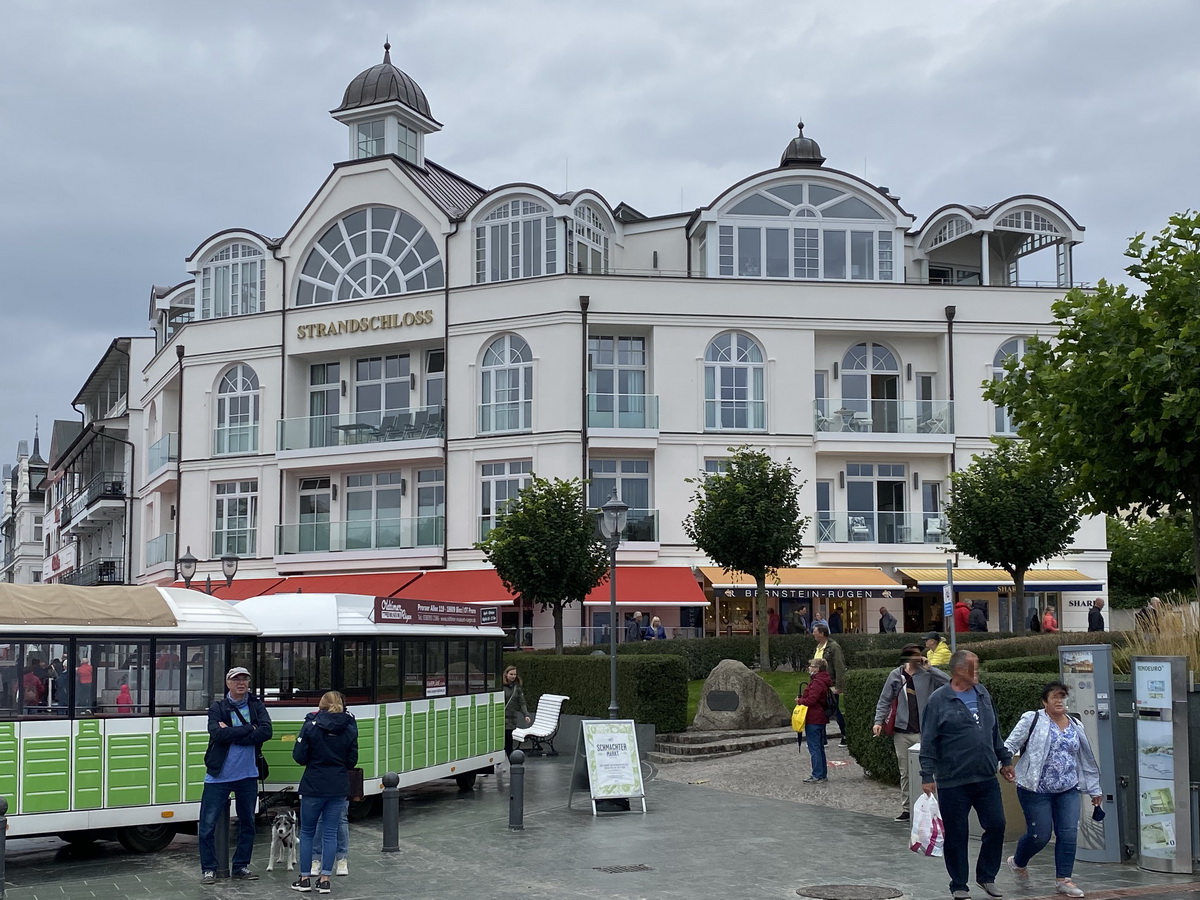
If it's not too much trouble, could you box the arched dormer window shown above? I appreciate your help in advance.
[479,335,533,434]
[840,342,901,431]
[717,181,894,281]
[704,333,765,431]
[992,338,1029,434]
[474,199,557,283]
[296,206,444,306]
[569,203,609,274]
[201,242,265,319]
[215,364,260,455]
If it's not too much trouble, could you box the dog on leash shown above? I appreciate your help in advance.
[265,809,298,871]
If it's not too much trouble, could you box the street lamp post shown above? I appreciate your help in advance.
[177,546,239,595]
[599,488,628,719]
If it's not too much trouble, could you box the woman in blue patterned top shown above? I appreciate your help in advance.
[1003,681,1102,898]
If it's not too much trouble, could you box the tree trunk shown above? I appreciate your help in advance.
[1014,569,1027,635]
[553,602,564,655]
[756,574,770,670]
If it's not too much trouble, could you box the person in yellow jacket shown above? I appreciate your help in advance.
[924,631,952,666]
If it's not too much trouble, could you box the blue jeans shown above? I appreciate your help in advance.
[937,778,1006,893]
[1014,786,1081,878]
[313,802,350,858]
[198,777,259,873]
[803,723,827,779]
[300,795,348,877]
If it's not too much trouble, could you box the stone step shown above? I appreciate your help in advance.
[652,730,796,758]
[659,727,792,746]
[646,749,746,764]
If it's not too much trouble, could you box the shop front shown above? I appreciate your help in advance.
[698,567,906,635]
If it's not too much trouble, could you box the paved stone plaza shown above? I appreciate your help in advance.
[2,751,1198,900]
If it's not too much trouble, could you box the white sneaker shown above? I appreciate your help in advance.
[335,858,349,877]
[1006,856,1028,879]
[1055,879,1084,897]
[312,859,322,876]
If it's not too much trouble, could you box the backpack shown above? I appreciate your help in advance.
[1027,609,1042,633]
[823,684,840,720]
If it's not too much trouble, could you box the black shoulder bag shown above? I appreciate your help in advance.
[232,703,270,780]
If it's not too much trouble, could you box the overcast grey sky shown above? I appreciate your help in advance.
[1,0,1196,468]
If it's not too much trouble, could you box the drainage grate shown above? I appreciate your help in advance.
[797,886,903,900]
[594,864,653,874]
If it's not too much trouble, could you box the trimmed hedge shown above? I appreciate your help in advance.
[843,669,1050,785]
[503,651,688,734]
[982,654,1061,673]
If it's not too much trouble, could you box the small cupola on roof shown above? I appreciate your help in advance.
[779,120,826,168]
[331,41,442,168]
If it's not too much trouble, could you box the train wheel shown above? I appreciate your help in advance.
[116,823,177,853]
[347,796,377,821]
[455,772,477,791]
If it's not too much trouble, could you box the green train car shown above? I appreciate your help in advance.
[0,584,506,851]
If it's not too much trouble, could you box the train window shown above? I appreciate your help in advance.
[402,641,424,700]
[447,640,467,696]
[426,640,447,697]
[78,641,151,716]
[377,640,401,701]
[490,641,504,690]
[153,641,225,713]
[230,638,255,675]
[467,641,487,693]
[257,639,333,705]
[342,640,373,705]
[0,641,69,718]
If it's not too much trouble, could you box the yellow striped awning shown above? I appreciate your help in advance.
[699,566,904,600]
[896,568,1104,591]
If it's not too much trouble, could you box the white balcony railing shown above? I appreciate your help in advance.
[147,432,179,475]
[212,528,257,557]
[145,532,176,568]
[212,425,259,456]
[586,393,659,429]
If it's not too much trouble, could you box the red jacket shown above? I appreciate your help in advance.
[954,601,971,634]
[797,670,833,725]
[1042,612,1059,633]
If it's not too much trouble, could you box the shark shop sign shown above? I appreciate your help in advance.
[373,597,495,627]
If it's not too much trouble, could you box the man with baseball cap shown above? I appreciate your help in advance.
[198,666,272,884]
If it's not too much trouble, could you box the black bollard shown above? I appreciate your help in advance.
[0,795,7,899]
[381,772,400,852]
[214,800,230,878]
[508,750,525,831]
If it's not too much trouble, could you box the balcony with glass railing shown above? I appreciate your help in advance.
[813,399,954,435]
[213,425,259,456]
[586,394,659,429]
[145,532,176,568]
[212,528,257,557]
[478,401,531,435]
[704,400,766,432]
[147,432,179,475]
[276,516,445,554]
[816,511,948,544]
[277,406,445,452]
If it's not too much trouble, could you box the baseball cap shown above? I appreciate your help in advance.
[923,631,941,643]
[226,666,251,680]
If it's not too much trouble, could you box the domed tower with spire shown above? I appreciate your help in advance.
[331,41,443,168]
[779,120,826,168]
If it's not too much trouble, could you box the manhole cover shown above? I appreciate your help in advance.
[594,864,653,874]
[797,886,903,900]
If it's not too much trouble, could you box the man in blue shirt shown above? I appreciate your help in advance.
[919,650,1015,900]
[198,667,272,884]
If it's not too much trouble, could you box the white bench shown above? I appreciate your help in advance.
[512,693,570,757]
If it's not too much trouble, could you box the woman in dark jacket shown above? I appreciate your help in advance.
[291,691,358,894]
[968,599,989,632]
[795,658,833,784]
[502,666,531,760]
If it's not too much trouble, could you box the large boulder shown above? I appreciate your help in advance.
[692,659,791,731]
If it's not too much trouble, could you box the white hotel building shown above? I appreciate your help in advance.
[112,45,1107,642]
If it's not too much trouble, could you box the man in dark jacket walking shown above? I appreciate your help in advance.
[878,606,897,633]
[813,624,848,745]
[874,645,949,821]
[1088,597,1106,632]
[968,599,988,632]
[625,611,644,642]
[198,667,272,884]
[920,650,1015,900]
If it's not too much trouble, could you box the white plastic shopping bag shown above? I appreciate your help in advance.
[909,792,944,857]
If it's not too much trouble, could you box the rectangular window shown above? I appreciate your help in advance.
[704,458,728,475]
[309,363,340,448]
[416,468,445,546]
[378,639,402,701]
[357,120,384,158]
[356,354,410,427]
[737,226,761,276]
[815,371,828,419]
[718,225,734,276]
[214,480,257,556]
[917,373,934,426]
[480,460,532,538]
[33,515,43,543]
[878,231,894,280]
[341,639,373,705]
[823,230,846,279]
[257,639,333,706]
[588,335,649,427]
[403,640,424,700]
[794,227,819,278]
[425,640,447,697]
[397,123,419,163]
[447,640,468,696]
[297,476,331,553]
[425,349,445,410]
[850,231,874,280]
[816,479,834,541]
[765,228,789,277]
[346,472,403,550]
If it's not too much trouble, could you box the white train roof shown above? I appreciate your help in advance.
[234,593,506,637]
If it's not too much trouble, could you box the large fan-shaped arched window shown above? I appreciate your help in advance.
[296,206,445,306]
[475,199,557,283]
[479,335,533,433]
[201,242,266,319]
[704,333,765,430]
[214,364,260,455]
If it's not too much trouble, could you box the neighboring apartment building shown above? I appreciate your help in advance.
[122,44,1106,640]
[43,338,152,587]
[1,433,47,584]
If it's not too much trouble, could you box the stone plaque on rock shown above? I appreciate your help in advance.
[692,659,791,731]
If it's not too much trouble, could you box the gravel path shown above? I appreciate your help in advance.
[652,735,904,819]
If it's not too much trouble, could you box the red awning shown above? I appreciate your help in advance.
[171,578,287,600]
[265,573,423,597]
[393,569,517,604]
[582,566,708,606]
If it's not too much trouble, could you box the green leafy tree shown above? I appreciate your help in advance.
[476,476,609,654]
[1106,514,1194,609]
[947,440,1081,632]
[683,447,809,669]
[986,211,1200,595]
